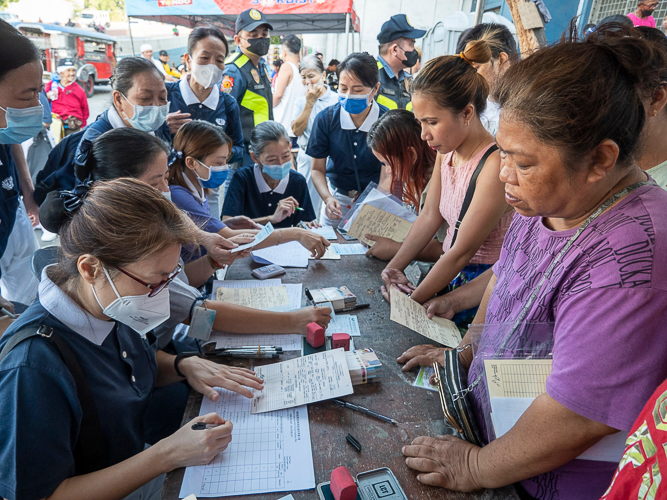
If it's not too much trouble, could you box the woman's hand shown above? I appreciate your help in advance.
[228,233,255,246]
[272,196,299,224]
[160,413,233,469]
[396,344,447,371]
[297,229,329,259]
[305,83,326,105]
[178,357,264,400]
[199,232,238,266]
[166,110,192,135]
[23,196,40,226]
[380,269,415,301]
[403,435,483,492]
[424,295,457,320]
[224,216,262,230]
[303,220,321,229]
[324,197,343,220]
[365,234,401,261]
[291,306,332,332]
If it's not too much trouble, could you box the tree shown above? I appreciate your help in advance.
[0,0,19,10]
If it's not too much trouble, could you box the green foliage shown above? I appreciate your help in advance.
[0,0,19,10]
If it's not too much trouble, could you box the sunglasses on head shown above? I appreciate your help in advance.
[117,264,182,298]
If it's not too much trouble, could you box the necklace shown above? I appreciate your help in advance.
[449,132,490,184]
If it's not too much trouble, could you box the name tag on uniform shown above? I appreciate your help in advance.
[187,306,216,341]
[402,92,411,98]
[382,88,396,96]
[254,84,265,90]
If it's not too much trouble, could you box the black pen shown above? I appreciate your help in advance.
[339,303,370,313]
[304,288,314,305]
[333,399,398,425]
[191,422,224,430]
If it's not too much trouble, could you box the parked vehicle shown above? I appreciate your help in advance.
[11,22,116,97]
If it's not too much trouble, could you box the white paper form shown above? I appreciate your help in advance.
[251,349,354,414]
[331,243,367,255]
[251,241,310,268]
[179,388,315,498]
[308,226,337,240]
[327,314,360,336]
[390,288,462,348]
[216,286,289,310]
[309,246,340,260]
[214,280,302,311]
[230,222,275,253]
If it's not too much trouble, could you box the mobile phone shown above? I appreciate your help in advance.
[251,264,286,280]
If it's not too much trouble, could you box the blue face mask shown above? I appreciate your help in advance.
[0,104,44,144]
[338,92,371,115]
[200,163,229,189]
[120,94,169,133]
[262,161,291,181]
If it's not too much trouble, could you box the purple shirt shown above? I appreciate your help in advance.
[468,184,667,499]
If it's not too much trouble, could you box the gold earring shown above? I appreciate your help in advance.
[654,110,658,117]
[465,121,469,127]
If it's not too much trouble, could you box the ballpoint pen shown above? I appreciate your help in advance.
[333,399,398,425]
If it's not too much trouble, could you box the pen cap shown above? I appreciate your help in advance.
[331,466,357,500]
[306,322,325,348]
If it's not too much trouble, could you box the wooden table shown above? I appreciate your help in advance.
[161,248,518,500]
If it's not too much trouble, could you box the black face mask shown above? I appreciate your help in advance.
[245,37,270,57]
[397,45,419,68]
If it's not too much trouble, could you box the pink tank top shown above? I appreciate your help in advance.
[438,143,513,264]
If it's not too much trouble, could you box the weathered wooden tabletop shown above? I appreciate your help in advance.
[161,244,518,500]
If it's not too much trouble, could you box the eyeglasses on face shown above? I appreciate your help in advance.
[117,263,182,298]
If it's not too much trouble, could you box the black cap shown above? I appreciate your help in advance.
[159,50,169,57]
[236,8,273,34]
[377,14,426,44]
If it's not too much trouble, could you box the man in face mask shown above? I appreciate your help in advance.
[223,8,275,167]
[627,0,660,27]
[375,14,426,111]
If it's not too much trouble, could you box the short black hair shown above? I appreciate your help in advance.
[0,19,41,84]
[598,15,634,29]
[337,52,379,88]
[457,23,518,63]
[109,57,163,97]
[282,34,301,55]
[328,59,340,67]
[187,25,229,57]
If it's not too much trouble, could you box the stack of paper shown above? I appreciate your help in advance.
[346,348,382,385]
[251,241,310,267]
[308,225,337,240]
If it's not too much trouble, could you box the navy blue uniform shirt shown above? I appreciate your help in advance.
[33,130,84,205]
[306,101,387,194]
[222,165,316,228]
[167,78,244,164]
[0,145,21,268]
[0,272,158,500]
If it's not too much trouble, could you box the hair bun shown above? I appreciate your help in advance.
[39,190,70,234]
[463,38,493,65]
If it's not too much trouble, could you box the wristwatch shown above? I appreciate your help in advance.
[174,351,202,378]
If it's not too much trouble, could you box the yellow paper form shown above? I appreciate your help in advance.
[483,359,553,399]
[216,285,290,310]
[390,288,462,348]
[347,204,413,246]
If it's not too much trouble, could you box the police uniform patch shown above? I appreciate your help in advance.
[251,68,260,84]
[249,9,262,21]
[221,75,234,94]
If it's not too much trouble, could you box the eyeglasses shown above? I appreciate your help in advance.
[117,264,182,298]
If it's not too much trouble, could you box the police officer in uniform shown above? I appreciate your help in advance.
[222,8,274,168]
[376,14,426,111]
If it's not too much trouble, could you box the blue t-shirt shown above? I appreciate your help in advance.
[306,102,387,193]
[222,165,316,228]
[166,79,244,164]
[170,184,226,261]
[0,301,157,499]
[0,145,21,266]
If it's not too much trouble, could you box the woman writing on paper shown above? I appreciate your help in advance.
[72,128,331,348]
[168,120,329,260]
[398,27,667,500]
[363,109,444,262]
[0,179,265,500]
[380,36,513,327]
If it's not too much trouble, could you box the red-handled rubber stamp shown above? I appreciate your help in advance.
[332,333,351,351]
[330,466,357,500]
[306,322,325,348]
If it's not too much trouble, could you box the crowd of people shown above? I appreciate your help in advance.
[0,4,667,500]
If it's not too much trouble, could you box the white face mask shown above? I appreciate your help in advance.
[162,190,172,202]
[91,266,171,337]
[190,60,224,89]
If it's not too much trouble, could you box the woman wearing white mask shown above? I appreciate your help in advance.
[223,121,319,228]
[290,55,338,215]
[170,120,329,257]
[73,57,172,173]
[0,178,264,500]
[307,52,389,227]
[165,26,245,221]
